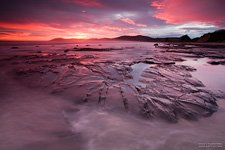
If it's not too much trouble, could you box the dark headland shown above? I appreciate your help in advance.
[50,29,225,43]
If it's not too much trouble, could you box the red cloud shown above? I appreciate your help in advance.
[151,0,225,27]
[0,22,65,41]
[65,0,103,7]
[0,22,60,31]
[0,31,32,41]
[0,21,137,41]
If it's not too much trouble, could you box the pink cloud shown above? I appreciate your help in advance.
[0,21,137,41]
[151,0,225,26]
[65,0,103,7]
[103,26,135,32]
[151,1,164,9]
[119,18,147,27]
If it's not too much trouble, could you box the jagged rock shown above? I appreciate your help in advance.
[5,44,219,122]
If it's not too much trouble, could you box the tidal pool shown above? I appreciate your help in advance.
[178,58,225,92]
[128,63,150,86]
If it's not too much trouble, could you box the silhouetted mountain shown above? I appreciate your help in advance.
[50,30,225,43]
[193,29,225,42]
[115,35,155,42]
[50,38,78,42]
[154,35,191,42]
[180,35,192,42]
[114,35,191,42]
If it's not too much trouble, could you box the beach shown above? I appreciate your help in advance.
[0,41,224,150]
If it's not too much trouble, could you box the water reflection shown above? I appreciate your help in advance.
[179,58,225,91]
[128,63,149,85]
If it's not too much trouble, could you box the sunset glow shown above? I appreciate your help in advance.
[0,0,224,41]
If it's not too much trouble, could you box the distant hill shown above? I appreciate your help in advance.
[193,29,225,42]
[155,35,192,42]
[114,35,155,42]
[50,38,78,42]
[50,29,225,43]
[114,35,191,42]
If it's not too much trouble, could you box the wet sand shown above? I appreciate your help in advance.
[0,41,224,150]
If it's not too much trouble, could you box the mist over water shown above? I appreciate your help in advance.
[67,54,225,150]
[0,41,224,150]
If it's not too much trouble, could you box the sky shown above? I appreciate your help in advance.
[0,0,224,41]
